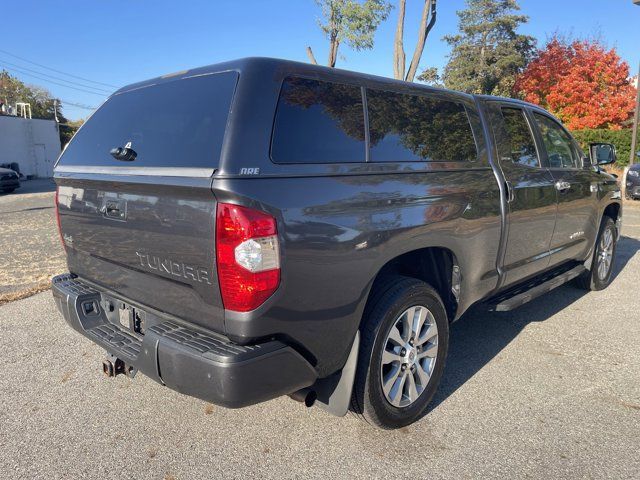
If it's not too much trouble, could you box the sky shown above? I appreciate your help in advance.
[1,0,639,121]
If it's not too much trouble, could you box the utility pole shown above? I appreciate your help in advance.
[633,1,640,164]
[631,64,639,165]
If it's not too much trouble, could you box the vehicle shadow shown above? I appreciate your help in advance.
[611,235,640,282]
[429,234,640,412]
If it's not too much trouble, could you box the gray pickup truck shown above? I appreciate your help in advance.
[52,58,622,429]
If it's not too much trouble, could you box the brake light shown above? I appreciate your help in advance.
[215,203,280,312]
[54,186,66,251]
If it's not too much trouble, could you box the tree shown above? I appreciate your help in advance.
[59,119,84,147]
[442,0,535,96]
[393,0,437,82]
[514,37,638,130]
[307,0,391,67]
[0,70,64,121]
[416,66,441,86]
[0,70,83,145]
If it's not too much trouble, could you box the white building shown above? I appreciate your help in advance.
[0,116,61,178]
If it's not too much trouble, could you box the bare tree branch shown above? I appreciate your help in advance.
[393,0,406,80]
[306,46,318,65]
[405,0,437,82]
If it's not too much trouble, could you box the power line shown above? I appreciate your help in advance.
[0,64,108,97]
[58,99,97,110]
[0,57,111,94]
[0,48,118,88]
[20,96,97,111]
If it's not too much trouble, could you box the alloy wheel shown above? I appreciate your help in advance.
[380,305,439,408]
[597,226,614,281]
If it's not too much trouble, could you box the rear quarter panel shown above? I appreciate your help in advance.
[218,62,503,376]
[214,168,502,376]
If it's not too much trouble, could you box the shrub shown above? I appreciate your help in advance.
[571,129,636,167]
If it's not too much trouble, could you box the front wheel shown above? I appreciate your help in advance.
[351,276,449,429]
[577,216,617,291]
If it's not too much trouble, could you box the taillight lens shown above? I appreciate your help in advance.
[216,203,280,312]
[54,186,66,251]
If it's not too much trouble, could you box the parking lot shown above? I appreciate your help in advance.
[0,191,639,479]
[0,180,64,304]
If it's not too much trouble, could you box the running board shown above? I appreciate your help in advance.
[487,265,586,312]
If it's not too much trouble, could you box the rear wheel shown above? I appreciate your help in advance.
[351,276,449,429]
[2,188,15,193]
[577,216,617,291]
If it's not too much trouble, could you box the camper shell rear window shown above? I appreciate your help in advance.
[57,71,238,169]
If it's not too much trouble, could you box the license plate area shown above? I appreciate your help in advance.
[101,297,146,336]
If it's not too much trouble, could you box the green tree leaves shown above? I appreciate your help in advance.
[0,70,64,120]
[442,0,535,95]
[310,0,392,67]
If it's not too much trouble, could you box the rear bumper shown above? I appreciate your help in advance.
[52,274,317,408]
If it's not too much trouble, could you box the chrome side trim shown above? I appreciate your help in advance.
[54,166,215,178]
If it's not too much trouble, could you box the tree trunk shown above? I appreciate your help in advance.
[478,31,488,94]
[328,33,339,67]
[326,4,339,68]
[405,0,437,82]
[306,46,318,65]
[393,0,407,80]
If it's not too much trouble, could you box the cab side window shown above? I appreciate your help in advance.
[366,89,477,162]
[499,107,539,168]
[532,113,581,169]
[271,77,366,164]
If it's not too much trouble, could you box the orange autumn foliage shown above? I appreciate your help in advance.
[514,37,637,130]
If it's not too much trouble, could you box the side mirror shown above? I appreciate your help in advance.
[589,143,617,165]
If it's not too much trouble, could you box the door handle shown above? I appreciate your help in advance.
[505,181,515,203]
[555,181,571,192]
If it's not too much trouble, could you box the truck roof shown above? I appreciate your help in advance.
[114,57,547,114]
[114,56,478,99]
[474,94,543,110]
[114,57,547,113]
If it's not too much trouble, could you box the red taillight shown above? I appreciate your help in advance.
[54,186,66,251]
[215,203,280,312]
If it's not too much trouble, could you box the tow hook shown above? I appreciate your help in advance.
[102,354,137,378]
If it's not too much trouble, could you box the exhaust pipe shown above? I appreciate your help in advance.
[289,388,317,407]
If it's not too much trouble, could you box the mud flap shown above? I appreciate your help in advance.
[313,331,360,417]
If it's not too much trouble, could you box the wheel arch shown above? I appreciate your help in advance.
[364,247,459,323]
[603,202,621,222]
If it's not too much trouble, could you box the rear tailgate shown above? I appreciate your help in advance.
[54,71,239,332]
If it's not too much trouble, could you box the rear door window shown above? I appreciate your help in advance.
[499,107,540,168]
[271,77,366,164]
[366,89,477,162]
[58,71,238,169]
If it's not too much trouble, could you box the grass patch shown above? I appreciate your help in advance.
[0,281,51,306]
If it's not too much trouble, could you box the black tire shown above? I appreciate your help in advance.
[2,188,15,193]
[577,216,617,291]
[351,276,449,429]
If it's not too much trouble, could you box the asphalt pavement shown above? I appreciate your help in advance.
[0,206,639,479]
